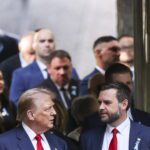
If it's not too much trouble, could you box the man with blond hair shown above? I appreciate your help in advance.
[0,88,67,150]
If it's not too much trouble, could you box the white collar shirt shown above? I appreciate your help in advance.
[95,66,105,75]
[22,122,51,150]
[102,117,130,150]
[55,83,70,109]
[36,60,48,79]
[19,53,29,68]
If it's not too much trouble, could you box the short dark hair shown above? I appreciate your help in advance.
[49,50,71,64]
[105,63,133,82]
[97,82,131,109]
[93,36,118,49]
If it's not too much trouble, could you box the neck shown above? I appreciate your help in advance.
[109,113,128,127]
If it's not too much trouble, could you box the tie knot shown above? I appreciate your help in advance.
[112,128,118,135]
[35,134,42,141]
[60,87,66,91]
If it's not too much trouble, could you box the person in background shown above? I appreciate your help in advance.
[80,35,120,95]
[0,88,67,150]
[80,82,150,150]
[10,28,55,105]
[39,50,79,133]
[68,95,99,142]
[105,63,150,126]
[119,35,134,80]
[0,31,35,90]
[0,71,16,133]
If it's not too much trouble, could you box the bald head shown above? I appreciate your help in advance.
[32,29,55,63]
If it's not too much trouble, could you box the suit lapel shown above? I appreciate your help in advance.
[129,121,141,150]
[16,125,34,150]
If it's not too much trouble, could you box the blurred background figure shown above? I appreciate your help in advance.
[68,95,99,142]
[119,35,134,80]
[0,31,35,90]
[0,70,17,133]
[0,29,19,63]
[80,36,120,95]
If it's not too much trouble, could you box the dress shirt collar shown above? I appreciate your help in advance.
[95,66,105,75]
[127,108,133,120]
[55,83,69,91]
[22,122,45,141]
[19,53,29,67]
[106,117,130,135]
[36,60,47,71]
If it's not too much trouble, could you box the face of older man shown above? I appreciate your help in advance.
[48,57,72,87]
[29,92,56,133]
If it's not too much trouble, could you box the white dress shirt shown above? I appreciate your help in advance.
[102,117,130,150]
[55,83,70,109]
[95,66,105,75]
[19,53,29,67]
[22,122,51,150]
[36,60,48,79]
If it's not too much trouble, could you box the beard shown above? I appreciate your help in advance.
[100,107,121,124]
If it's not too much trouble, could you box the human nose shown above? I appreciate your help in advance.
[52,107,56,115]
[59,68,65,75]
[99,102,105,110]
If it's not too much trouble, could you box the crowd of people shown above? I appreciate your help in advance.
[0,28,150,150]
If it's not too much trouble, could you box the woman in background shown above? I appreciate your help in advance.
[0,71,17,133]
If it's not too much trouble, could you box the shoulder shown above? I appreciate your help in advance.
[0,128,17,143]
[45,131,68,149]
[82,69,100,82]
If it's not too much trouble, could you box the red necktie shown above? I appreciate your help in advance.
[35,134,44,150]
[109,128,118,150]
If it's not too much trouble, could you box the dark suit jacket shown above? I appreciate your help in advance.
[80,68,100,96]
[0,34,19,63]
[39,77,79,107]
[80,121,150,150]
[0,54,21,89]
[10,61,44,105]
[0,125,67,150]
[131,107,150,126]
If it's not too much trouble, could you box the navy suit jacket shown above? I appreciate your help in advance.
[131,107,150,126]
[0,125,67,150]
[80,68,100,96]
[80,121,150,150]
[10,61,44,105]
[0,54,21,89]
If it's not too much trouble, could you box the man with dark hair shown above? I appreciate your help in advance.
[80,82,150,150]
[80,35,120,95]
[39,50,79,110]
[0,88,67,150]
[105,63,150,126]
[39,50,79,133]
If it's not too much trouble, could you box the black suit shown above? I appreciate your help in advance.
[131,107,150,126]
[39,77,79,108]
[39,77,79,133]
[0,54,21,89]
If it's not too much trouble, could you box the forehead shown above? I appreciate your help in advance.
[50,57,71,66]
[112,73,132,82]
[100,40,119,49]
[98,89,117,100]
[119,37,133,45]
[35,30,54,41]
[32,92,54,107]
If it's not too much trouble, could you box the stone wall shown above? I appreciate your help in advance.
[0,0,117,78]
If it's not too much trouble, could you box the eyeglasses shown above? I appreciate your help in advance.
[120,45,134,50]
